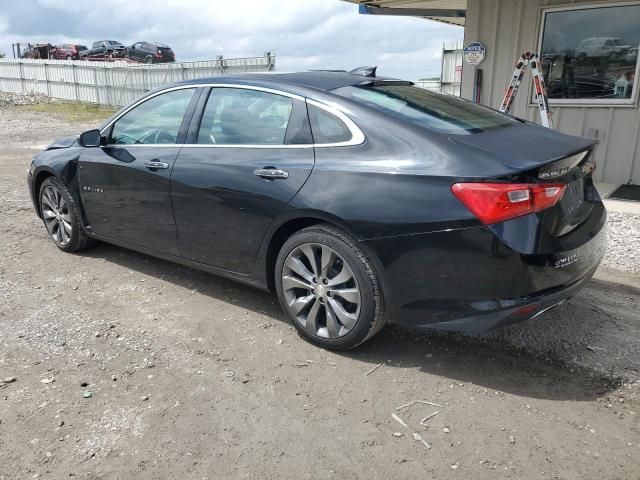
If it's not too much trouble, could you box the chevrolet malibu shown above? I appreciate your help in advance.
[27,70,606,350]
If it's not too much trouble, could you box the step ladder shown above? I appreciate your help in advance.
[499,52,553,129]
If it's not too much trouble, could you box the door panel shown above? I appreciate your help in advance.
[171,147,314,273]
[79,146,182,253]
[78,87,198,254]
[171,86,315,274]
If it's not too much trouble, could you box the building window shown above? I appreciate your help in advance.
[538,3,640,105]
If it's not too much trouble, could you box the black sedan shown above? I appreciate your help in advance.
[27,70,606,350]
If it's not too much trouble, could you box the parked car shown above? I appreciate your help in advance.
[51,43,87,60]
[79,40,125,60]
[627,47,638,64]
[575,37,631,60]
[126,41,175,63]
[27,70,606,350]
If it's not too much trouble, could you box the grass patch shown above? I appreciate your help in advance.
[21,101,118,123]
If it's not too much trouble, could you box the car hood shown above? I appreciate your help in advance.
[45,136,78,150]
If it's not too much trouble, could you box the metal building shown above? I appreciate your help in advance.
[346,0,640,186]
[440,41,463,96]
[415,41,463,95]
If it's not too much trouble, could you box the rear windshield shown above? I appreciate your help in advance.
[333,84,516,135]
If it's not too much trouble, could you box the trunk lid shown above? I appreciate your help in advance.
[529,149,597,237]
[447,121,597,175]
[448,122,598,237]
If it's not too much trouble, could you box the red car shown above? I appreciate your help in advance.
[51,44,87,60]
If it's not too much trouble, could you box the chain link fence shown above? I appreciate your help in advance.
[0,54,275,107]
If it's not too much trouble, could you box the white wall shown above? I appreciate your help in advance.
[461,0,640,185]
[0,55,276,107]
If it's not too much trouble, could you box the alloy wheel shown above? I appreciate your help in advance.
[41,185,72,246]
[282,243,361,339]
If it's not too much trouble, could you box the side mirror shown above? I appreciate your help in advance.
[78,129,102,148]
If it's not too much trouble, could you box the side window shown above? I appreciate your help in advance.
[197,88,293,145]
[110,88,194,145]
[307,104,352,144]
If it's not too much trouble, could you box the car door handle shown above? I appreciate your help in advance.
[144,161,169,170]
[254,168,289,179]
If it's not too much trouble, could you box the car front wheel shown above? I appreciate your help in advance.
[39,177,92,252]
[275,224,385,350]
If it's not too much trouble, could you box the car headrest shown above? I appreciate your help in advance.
[220,105,253,136]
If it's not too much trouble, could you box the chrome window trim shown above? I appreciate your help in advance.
[104,143,315,149]
[180,144,315,149]
[100,85,198,135]
[100,83,365,149]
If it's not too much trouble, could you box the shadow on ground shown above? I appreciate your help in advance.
[79,243,624,402]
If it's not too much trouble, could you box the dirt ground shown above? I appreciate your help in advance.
[1,105,639,480]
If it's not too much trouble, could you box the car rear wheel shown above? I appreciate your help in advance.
[275,224,385,350]
[39,177,93,252]
[145,56,153,64]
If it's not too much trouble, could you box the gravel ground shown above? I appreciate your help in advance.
[603,212,640,274]
[0,91,54,108]
[1,103,639,480]
[0,92,114,148]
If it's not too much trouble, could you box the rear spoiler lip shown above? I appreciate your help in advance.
[355,80,414,87]
[497,145,598,181]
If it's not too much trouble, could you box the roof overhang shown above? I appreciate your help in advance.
[343,1,467,27]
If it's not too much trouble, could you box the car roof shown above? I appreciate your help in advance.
[176,71,406,93]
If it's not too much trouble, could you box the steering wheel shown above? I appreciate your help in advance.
[153,130,175,144]
[114,133,143,144]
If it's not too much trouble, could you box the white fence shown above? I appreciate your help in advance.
[0,54,276,107]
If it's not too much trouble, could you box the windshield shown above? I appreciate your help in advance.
[107,41,122,46]
[333,85,516,135]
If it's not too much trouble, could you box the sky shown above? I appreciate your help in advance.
[0,0,463,80]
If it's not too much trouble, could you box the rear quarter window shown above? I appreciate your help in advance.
[333,85,516,135]
[307,104,352,144]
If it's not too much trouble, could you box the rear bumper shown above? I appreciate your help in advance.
[422,261,598,333]
[363,204,606,333]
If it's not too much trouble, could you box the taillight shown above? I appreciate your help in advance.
[451,182,566,224]
[156,50,162,58]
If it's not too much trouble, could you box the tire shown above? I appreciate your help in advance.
[66,55,72,60]
[145,56,153,64]
[39,177,93,253]
[275,224,385,350]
